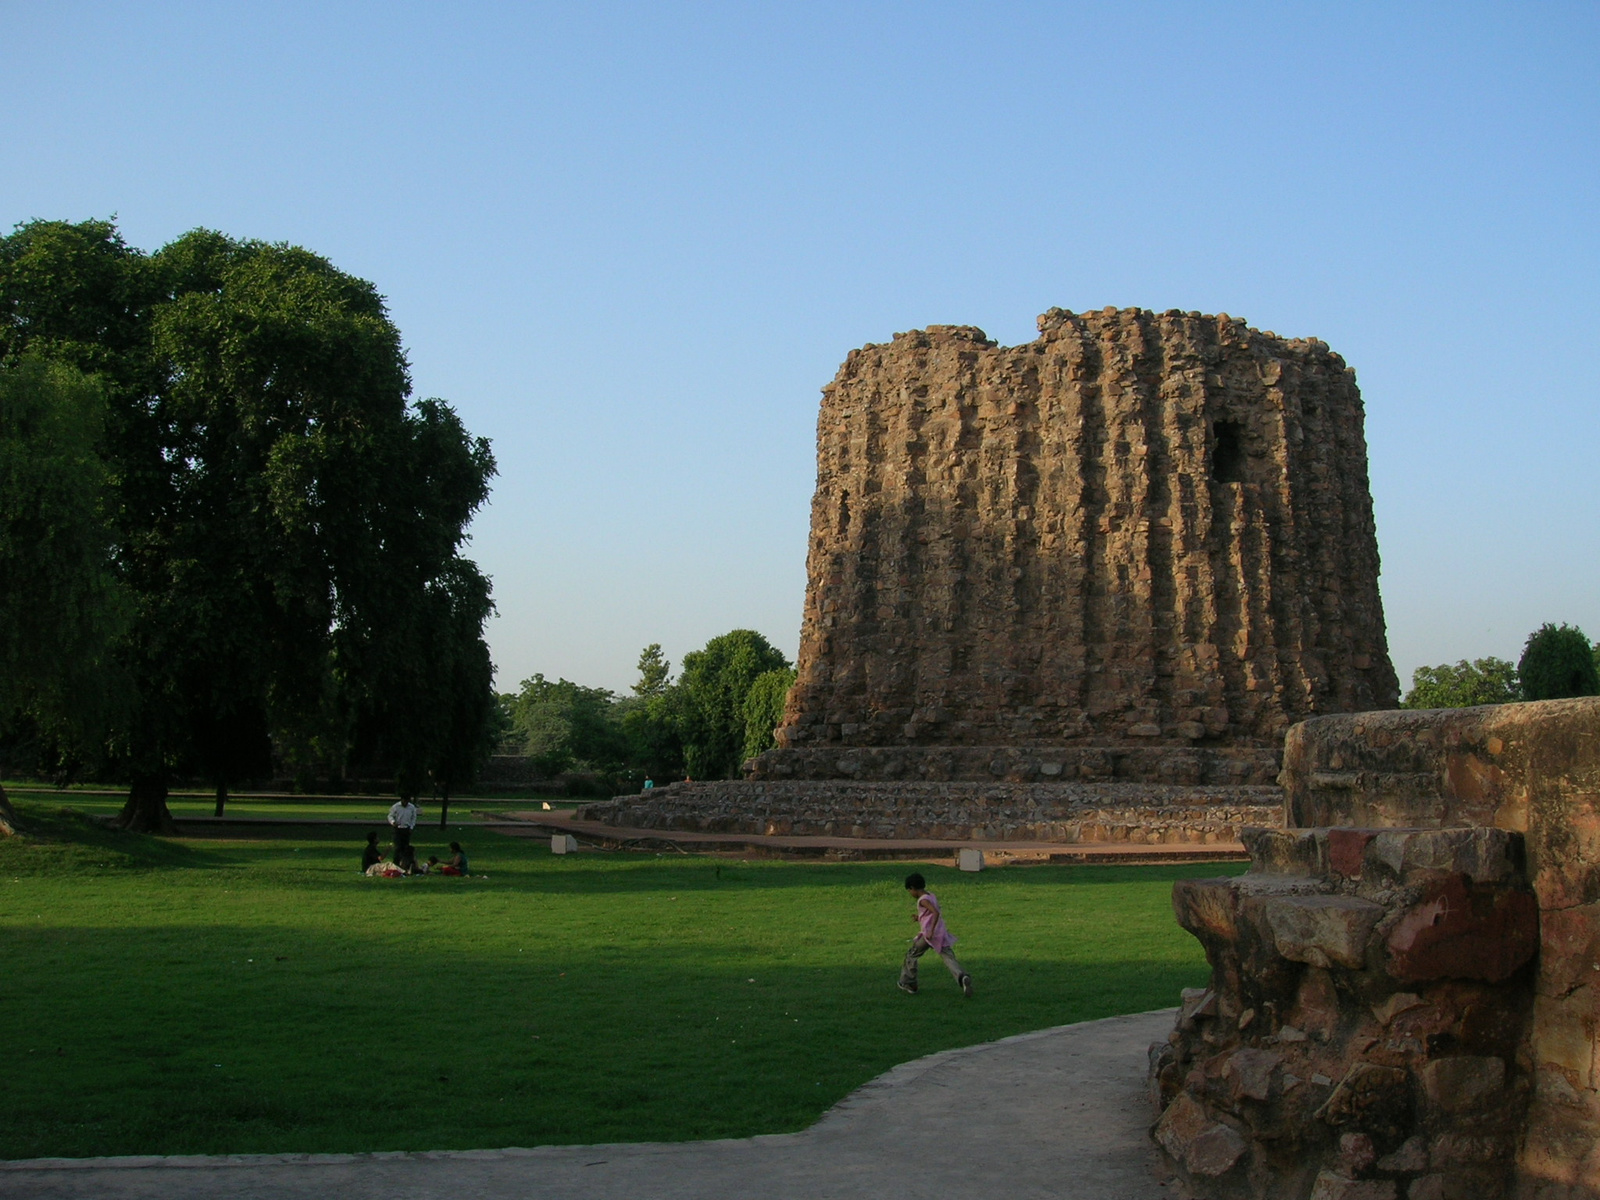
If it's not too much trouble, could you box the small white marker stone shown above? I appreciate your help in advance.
[958,848,985,872]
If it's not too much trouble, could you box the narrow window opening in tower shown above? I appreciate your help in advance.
[1212,421,1246,483]
[839,490,851,533]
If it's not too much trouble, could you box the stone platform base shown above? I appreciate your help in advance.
[749,743,1282,785]
[577,780,1283,845]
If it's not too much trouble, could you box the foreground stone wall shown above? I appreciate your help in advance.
[578,780,1281,845]
[1283,698,1600,1199]
[1153,825,1538,1200]
[765,308,1396,784]
[1154,697,1600,1199]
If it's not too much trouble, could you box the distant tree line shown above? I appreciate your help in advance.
[497,630,795,791]
[0,219,498,833]
[1401,623,1600,709]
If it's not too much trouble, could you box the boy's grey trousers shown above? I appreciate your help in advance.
[900,935,966,989]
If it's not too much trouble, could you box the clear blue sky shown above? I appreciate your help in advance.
[5,2,1596,695]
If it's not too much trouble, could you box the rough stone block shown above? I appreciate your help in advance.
[1309,1172,1397,1200]
[1418,1056,1506,1115]
[1263,893,1385,969]
[1384,876,1538,984]
[1174,877,1240,943]
[1376,1135,1428,1173]
[1153,1093,1248,1178]
[1225,1047,1282,1101]
[1315,1062,1409,1128]
[1246,826,1328,875]
[1368,827,1519,885]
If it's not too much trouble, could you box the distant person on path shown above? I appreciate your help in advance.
[361,830,383,872]
[388,796,419,871]
[898,872,973,998]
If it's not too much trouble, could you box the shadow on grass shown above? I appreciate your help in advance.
[0,801,238,874]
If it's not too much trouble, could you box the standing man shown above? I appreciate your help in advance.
[388,794,420,872]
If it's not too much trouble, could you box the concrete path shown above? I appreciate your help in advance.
[2,1010,1175,1200]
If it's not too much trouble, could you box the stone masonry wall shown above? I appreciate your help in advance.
[579,779,1281,845]
[1280,698,1600,1199]
[764,307,1397,784]
[1152,824,1539,1200]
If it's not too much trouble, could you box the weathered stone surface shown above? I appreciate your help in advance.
[1367,828,1520,885]
[1153,819,1532,1200]
[1376,1136,1428,1173]
[1174,877,1241,943]
[1329,828,1378,877]
[1537,902,1600,998]
[1372,992,1426,1027]
[1264,894,1384,970]
[1309,1172,1396,1200]
[762,310,1396,783]
[1179,699,1600,1199]
[1225,1047,1281,1101]
[1153,1093,1248,1177]
[1419,1056,1506,1115]
[1317,1062,1410,1127]
[1384,876,1538,984]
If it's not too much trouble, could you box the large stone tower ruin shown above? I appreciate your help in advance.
[753,306,1398,787]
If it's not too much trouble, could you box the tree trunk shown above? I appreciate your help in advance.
[214,781,228,818]
[116,772,177,834]
[0,781,18,837]
[439,785,451,829]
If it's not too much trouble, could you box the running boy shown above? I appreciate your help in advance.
[898,872,974,997]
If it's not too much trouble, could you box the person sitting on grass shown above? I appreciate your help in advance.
[440,841,469,876]
[898,872,974,998]
[361,831,383,873]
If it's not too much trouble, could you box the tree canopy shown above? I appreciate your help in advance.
[675,630,791,779]
[1401,658,1521,710]
[1518,623,1600,702]
[0,360,128,831]
[0,218,498,829]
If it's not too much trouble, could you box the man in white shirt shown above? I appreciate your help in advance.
[388,796,419,872]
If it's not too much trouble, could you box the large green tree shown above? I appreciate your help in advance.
[504,674,629,777]
[1519,623,1600,701]
[0,360,128,833]
[0,219,498,830]
[675,630,791,779]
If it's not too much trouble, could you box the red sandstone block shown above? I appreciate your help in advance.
[1385,876,1538,984]
[1329,828,1377,877]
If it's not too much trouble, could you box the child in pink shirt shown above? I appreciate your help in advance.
[898,872,974,997]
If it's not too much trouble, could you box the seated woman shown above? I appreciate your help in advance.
[361,831,383,872]
[438,841,469,876]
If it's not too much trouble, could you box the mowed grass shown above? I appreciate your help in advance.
[0,796,1235,1160]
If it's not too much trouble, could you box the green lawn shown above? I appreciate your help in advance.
[0,795,1230,1160]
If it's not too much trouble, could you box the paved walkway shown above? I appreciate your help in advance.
[2,1010,1175,1200]
[510,810,1246,866]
